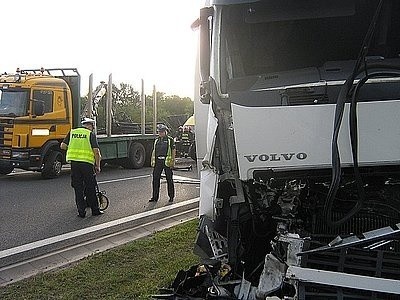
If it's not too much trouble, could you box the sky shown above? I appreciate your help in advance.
[2,0,201,98]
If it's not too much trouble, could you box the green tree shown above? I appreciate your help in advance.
[84,83,194,133]
[146,93,194,121]
[112,83,141,122]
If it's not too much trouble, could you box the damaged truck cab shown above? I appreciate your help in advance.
[192,0,400,299]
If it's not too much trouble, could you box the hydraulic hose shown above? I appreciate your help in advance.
[324,0,384,227]
[325,67,400,227]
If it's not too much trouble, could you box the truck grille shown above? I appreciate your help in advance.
[312,212,400,238]
[283,93,329,106]
[309,211,400,254]
[298,210,400,298]
[0,118,13,157]
[299,248,400,299]
[280,86,330,106]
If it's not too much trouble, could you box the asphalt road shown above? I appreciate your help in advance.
[0,158,199,251]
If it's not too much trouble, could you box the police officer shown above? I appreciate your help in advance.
[149,124,175,203]
[60,117,103,217]
[175,126,184,157]
[181,126,192,157]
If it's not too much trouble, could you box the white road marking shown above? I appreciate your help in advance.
[98,174,151,184]
[98,174,198,185]
[0,198,199,259]
[4,169,199,184]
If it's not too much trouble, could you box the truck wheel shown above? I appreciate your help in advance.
[41,151,63,179]
[124,142,146,169]
[0,166,14,175]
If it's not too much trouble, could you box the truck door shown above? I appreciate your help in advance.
[30,89,56,148]
[30,88,68,148]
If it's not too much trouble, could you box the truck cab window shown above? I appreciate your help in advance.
[33,90,53,113]
[0,90,29,117]
[221,1,400,93]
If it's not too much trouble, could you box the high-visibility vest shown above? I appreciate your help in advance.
[66,128,95,165]
[181,132,191,146]
[151,136,173,167]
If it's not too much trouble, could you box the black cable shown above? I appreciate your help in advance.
[324,0,384,227]
[326,69,400,226]
[350,70,400,190]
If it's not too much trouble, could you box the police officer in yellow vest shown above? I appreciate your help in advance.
[149,124,176,203]
[60,117,102,218]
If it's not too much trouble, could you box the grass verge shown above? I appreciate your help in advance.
[0,219,199,300]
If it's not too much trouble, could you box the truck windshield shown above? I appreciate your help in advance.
[220,0,400,92]
[0,90,29,117]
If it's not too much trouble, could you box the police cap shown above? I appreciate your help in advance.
[157,124,168,132]
[81,117,95,125]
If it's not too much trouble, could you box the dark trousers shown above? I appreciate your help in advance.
[71,161,100,214]
[152,159,174,201]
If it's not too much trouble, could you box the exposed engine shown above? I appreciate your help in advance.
[249,169,400,244]
[185,169,400,299]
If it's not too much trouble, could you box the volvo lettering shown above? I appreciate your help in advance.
[244,152,308,163]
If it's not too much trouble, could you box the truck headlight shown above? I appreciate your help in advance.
[12,151,29,159]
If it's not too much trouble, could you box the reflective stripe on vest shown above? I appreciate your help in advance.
[66,128,95,165]
[151,137,173,167]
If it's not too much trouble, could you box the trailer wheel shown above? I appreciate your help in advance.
[124,142,146,169]
[41,151,63,179]
[0,166,14,175]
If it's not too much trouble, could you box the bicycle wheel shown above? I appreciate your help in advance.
[98,192,109,211]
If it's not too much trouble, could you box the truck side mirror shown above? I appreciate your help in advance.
[199,7,213,104]
[32,99,45,117]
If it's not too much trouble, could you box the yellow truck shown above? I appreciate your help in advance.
[0,68,157,178]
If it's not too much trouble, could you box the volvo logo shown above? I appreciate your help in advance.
[244,152,308,162]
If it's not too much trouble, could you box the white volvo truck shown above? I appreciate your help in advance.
[181,1,400,299]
